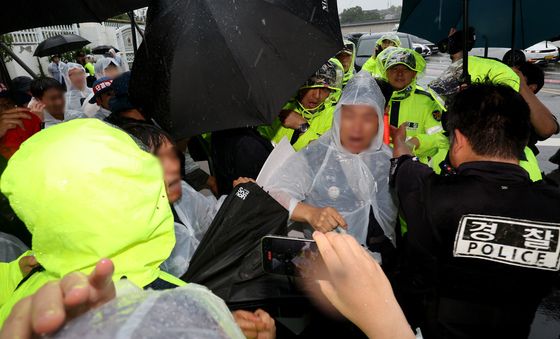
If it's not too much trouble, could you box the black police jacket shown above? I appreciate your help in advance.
[392,156,560,339]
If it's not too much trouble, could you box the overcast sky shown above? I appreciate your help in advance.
[337,0,402,12]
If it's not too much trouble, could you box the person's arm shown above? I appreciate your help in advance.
[514,68,559,139]
[311,232,415,339]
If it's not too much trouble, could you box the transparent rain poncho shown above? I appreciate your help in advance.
[63,63,92,113]
[161,182,225,278]
[266,71,398,245]
[50,283,244,339]
[94,57,121,79]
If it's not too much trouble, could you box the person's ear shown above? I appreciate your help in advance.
[453,128,468,151]
[528,84,538,94]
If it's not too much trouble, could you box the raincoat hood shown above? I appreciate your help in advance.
[328,70,386,154]
[0,119,175,286]
[63,62,87,91]
[376,33,401,48]
[379,47,426,100]
[340,39,356,85]
[94,57,120,79]
[296,60,342,117]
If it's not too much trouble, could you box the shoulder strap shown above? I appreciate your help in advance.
[15,265,45,290]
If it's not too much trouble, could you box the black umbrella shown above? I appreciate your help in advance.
[0,0,147,35]
[33,34,90,57]
[92,45,120,55]
[130,0,343,139]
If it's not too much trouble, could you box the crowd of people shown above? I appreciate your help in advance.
[0,26,559,339]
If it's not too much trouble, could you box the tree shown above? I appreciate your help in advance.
[0,34,14,63]
[340,6,364,24]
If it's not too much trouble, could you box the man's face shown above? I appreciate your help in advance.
[387,64,416,91]
[96,90,115,110]
[52,56,60,64]
[156,140,182,203]
[336,53,353,73]
[299,88,331,110]
[339,105,379,154]
[40,88,65,117]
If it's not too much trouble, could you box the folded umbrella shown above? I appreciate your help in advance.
[33,34,90,57]
[92,45,120,55]
[130,0,343,139]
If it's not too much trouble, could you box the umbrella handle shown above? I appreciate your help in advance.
[460,0,471,85]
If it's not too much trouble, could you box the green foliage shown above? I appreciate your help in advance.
[340,6,381,24]
[59,47,92,63]
[340,5,402,24]
[0,34,14,63]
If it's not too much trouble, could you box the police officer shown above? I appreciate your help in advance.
[390,84,560,339]
[260,60,342,151]
[429,28,558,181]
[380,47,447,165]
[362,33,401,78]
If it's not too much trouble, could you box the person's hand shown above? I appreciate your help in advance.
[233,177,256,187]
[511,67,530,91]
[232,309,276,339]
[390,123,413,158]
[280,110,307,130]
[0,108,32,138]
[206,175,219,196]
[28,100,45,121]
[18,255,39,277]
[302,204,347,233]
[311,232,414,339]
[0,259,116,339]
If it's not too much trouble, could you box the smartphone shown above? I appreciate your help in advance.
[261,235,319,277]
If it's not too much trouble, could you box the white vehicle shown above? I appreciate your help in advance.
[524,41,559,64]
[412,43,431,57]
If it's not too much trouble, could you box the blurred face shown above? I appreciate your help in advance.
[156,140,182,203]
[69,69,86,89]
[40,88,65,118]
[104,64,121,79]
[386,64,416,91]
[336,53,353,72]
[339,105,379,154]
[299,88,331,110]
[52,56,60,63]
[96,90,115,110]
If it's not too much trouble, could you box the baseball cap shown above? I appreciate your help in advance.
[89,77,114,104]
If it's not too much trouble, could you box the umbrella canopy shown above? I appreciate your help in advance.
[130,0,343,139]
[0,0,147,35]
[92,45,120,55]
[33,34,90,57]
[399,0,560,49]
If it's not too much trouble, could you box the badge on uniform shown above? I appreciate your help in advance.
[432,110,442,122]
[453,214,560,271]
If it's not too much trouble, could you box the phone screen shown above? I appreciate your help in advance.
[261,236,319,277]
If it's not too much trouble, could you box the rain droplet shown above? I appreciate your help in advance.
[261,18,266,26]
[253,48,264,67]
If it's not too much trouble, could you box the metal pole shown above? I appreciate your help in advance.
[511,0,516,50]
[0,42,38,79]
[461,0,470,84]
[133,21,145,40]
[128,11,138,55]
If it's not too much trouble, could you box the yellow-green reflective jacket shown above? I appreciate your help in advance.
[388,86,448,163]
[0,119,185,326]
[362,56,383,78]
